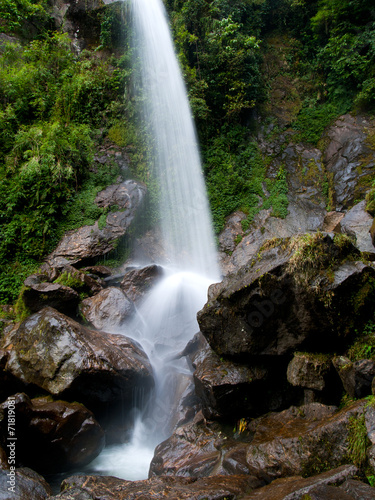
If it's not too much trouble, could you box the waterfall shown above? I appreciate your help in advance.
[89,0,220,479]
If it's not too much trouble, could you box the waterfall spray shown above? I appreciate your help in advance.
[90,0,220,479]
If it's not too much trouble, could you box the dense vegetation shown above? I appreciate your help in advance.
[0,0,374,303]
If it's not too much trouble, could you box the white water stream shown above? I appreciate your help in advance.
[90,0,220,479]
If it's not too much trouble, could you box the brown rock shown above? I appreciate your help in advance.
[0,393,104,473]
[341,479,375,499]
[340,201,375,259]
[120,265,164,303]
[53,473,260,499]
[333,356,375,398]
[81,287,134,329]
[0,467,52,499]
[22,282,80,315]
[241,465,358,499]
[0,307,154,411]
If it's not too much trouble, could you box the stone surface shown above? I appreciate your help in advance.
[22,282,80,315]
[333,356,375,399]
[192,333,296,420]
[0,393,104,473]
[0,307,154,411]
[47,180,146,267]
[199,234,375,359]
[80,287,134,330]
[245,402,362,482]
[324,114,375,209]
[218,211,246,254]
[341,479,375,499]
[120,264,165,303]
[340,200,375,259]
[0,467,52,500]
[52,473,260,500]
[287,353,333,391]
[241,465,358,500]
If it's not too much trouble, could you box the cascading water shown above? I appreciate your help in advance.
[90,0,220,479]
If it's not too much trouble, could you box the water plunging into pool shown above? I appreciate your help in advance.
[90,0,220,479]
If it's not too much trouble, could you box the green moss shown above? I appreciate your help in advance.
[347,414,369,468]
[347,318,375,361]
[14,286,31,322]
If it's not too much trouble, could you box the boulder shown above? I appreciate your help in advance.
[341,479,375,499]
[0,307,154,413]
[150,401,365,482]
[333,356,375,399]
[47,180,146,267]
[287,353,333,391]
[0,467,52,500]
[22,282,80,316]
[241,465,358,500]
[198,233,375,359]
[80,287,135,330]
[52,473,261,500]
[0,393,104,473]
[192,333,297,420]
[120,265,164,303]
[0,445,8,470]
[323,114,375,209]
[81,265,112,278]
[340,200,375,259]
[245,402,363,482]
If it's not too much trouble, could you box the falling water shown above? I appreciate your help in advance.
[90,0,220,479]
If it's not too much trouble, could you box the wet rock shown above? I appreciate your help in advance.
[22,282,80,316]
[0,393,104,473]
[241,465,358,499]
[0,307,154,412]
[340,200,375,259]
[324,114,375,209]
[199,234,375,359]
[47,180,146,267]
[120,265,165,303]
[59,264,103,295]
[302,484,355,499]
[80,287,134,330]
[333,356,375,398]
[0,467,52,500]
[81,265,112,278]
[53,473,261,500]
[341,479,375,499]
[245,402,363,482]
[193,335,300,421]
[287,353,333,391]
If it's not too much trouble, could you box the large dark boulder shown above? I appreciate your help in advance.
[0,393,104,473]
[198,233,375,359]
[192,333,298,420]
[47,180,146,267]
[0,307,154,412]
[333,356,375,399]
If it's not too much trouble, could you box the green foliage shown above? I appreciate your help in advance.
[0,260,39,304]
[54,271,83,290]
[205,126,289,233]
[0,0,51,37]
[347,319,375,361]
[347,413,369,468]
[292,101,340,145]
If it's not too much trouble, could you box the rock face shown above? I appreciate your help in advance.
[333,356,375,399]
[0,307,154,412]
[192,333,297,420]
[0,467,52,500]
[52,473,261,500]
[47,180,146,267]
[81,287,135,329]
[340,200,375,259]
[150,401,365,481]
[198,234,375,359]
[0,394,104,473]
[120,265,164,303]
[324,114,375,209]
